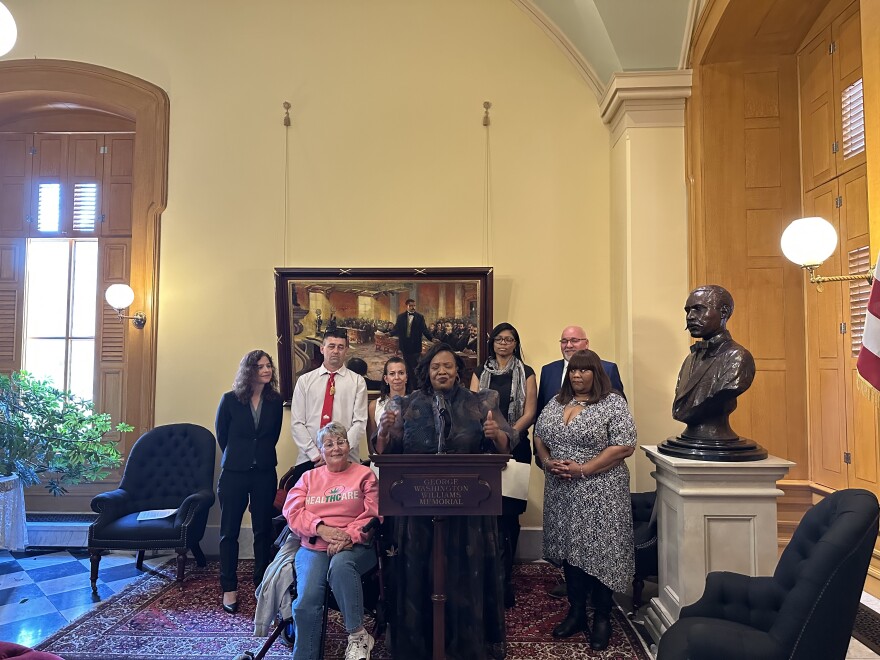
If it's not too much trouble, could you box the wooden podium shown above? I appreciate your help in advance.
[372,453,509,660]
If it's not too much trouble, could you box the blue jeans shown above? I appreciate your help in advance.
[292,544,377,660]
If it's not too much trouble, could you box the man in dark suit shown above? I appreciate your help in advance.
[390,298,434,380]
[536,324,625,414]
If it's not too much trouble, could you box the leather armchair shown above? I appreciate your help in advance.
[658,488,880,660]
[88,423,216,592]
[631,491,658,610]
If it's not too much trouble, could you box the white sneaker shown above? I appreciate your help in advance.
[345,629,374,660]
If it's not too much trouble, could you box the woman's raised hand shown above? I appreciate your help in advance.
[483,410,499,440]
[377,408,397,443]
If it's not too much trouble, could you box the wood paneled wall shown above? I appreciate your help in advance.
[691,57,808,478]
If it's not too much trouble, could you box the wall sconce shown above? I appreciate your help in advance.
[104,284,147,329]
[781,216,874,289]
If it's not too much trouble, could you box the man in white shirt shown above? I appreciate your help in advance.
[290,331,368,479]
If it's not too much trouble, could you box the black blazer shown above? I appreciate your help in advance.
[391,311,433,354]
[215,391,283,471]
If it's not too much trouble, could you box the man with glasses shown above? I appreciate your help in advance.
[536,325,625,414]
[537,325,625,599]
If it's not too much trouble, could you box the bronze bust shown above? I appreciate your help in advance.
[659,285,767,461]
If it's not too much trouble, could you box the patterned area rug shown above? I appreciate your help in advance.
[36,560,651,659]
[854,603,880,655]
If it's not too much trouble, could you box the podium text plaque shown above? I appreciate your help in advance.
[372,453,509,660]
[373,453,507,517]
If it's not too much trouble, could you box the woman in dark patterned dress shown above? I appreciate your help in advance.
[534,349,636,651]
[376,342,515,659]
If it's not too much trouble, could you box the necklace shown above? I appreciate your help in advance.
[567,399,590,407]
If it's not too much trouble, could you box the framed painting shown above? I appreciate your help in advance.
[274,267,493,403]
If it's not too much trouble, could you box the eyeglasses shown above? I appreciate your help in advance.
[493,336,516,344]
[559,338,587,345]
[321,439,349,449]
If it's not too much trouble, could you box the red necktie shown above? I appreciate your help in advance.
[321,372,336,427]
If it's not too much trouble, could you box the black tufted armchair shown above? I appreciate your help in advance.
[657,488,879,660]
[631,491,658,611]
[88,423,216,592]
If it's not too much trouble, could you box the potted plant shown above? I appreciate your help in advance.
[0,370,132,496]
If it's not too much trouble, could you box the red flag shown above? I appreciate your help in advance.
[857,263,880,403]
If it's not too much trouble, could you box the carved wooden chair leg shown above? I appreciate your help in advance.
[89,549,102,593]
[190,542,207,567]
[175,548,188,589]
[135,550,146,571]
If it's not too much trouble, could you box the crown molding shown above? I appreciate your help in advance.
[680,0,706,68]
[600,70,693,144]
[510,0,606,101]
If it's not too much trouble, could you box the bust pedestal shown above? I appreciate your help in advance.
[641,445,793,644]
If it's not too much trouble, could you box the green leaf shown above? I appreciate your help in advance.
[0,371,131,495]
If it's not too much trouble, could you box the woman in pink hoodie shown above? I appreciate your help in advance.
[283,421,379,660]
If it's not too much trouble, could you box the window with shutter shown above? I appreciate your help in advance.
[72,182,99,232]
[36,182,61,233]
[841,78,865,160]
[848,245,871,357]
[23,238,98,400]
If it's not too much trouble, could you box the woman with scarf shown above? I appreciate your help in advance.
[470,322,537,608]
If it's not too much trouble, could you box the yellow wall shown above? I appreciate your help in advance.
[5,0,614,528]
[610,127,690,491]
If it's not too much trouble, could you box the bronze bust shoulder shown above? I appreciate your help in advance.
[659,285,767,461]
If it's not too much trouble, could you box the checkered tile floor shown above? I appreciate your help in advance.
[0,548,173,648]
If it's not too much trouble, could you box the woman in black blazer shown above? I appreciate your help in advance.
[215,350,283,614]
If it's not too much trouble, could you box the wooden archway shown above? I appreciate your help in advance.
[0,59,168,508]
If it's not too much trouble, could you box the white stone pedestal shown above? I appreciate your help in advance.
[641,445,793,644]
[0,474,28,551]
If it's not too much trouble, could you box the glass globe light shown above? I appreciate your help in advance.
[105,284,135,311]
[0,3,17,58]
[780,217,838,267]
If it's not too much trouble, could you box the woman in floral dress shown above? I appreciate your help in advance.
[534,349,636,651]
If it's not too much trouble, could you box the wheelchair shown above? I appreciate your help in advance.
[233,518,387,660]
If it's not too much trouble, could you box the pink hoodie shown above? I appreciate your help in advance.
[283,463,379,551]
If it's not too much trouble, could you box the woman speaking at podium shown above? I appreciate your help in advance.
[376,342,515,659]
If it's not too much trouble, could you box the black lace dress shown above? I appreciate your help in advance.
[382,384,515,660]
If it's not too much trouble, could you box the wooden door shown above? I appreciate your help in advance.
[839,165,878,493]
[0,238,25,373]
[101,135,134,237]
[799,26,837,191]
[832,2,866,176]
[29,134,68,236]
[67,134,103,237]
[0,135,32,237]
[804,179,849,490]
